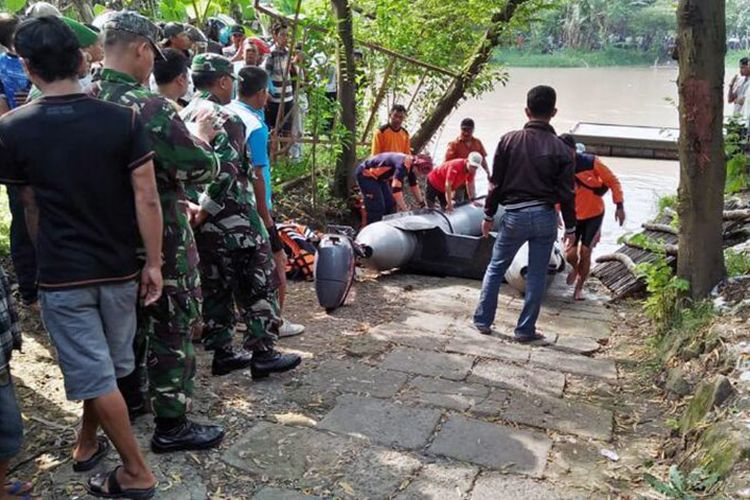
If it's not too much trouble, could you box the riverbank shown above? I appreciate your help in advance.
[493,47,747,68]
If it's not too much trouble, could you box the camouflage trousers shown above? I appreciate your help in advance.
[131,286,202,419]
[196,234,281,352]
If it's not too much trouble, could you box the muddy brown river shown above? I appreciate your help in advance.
[430,66,687,256]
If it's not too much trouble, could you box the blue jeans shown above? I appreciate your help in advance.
[357,175,395,224]
[474,206,557,337]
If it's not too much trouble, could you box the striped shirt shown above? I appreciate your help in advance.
[265,46,296,104]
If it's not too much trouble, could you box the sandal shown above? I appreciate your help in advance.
[73,436,111,472]
[85,466,156,499]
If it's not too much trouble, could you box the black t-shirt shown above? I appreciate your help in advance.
[0,94,154,289]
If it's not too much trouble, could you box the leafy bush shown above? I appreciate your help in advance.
[725,249,750,277]
[645,465,720,499]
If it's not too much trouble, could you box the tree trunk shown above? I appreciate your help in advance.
[676,0,726,298]
[331,0,357,199]
[410,0,529,153]
[70,0,94,23]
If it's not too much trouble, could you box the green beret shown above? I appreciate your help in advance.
[61,17,99,48]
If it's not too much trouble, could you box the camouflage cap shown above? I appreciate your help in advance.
[191,53,235,79]
[102,11,166,60]
[162,22,186,39]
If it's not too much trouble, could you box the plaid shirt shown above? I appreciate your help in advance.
[0,266,21,373]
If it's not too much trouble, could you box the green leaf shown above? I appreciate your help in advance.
[93,3,108,15]
[644,473,677,496]
[5,0,27,14]
[668,465,685,493]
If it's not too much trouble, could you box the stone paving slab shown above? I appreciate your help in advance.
[428,416,552,477]
[333,447,422,499]
[253,487,321,500]
[444,328,531,364]
[469,359,566,397]
[470,388,513,418]
[319,394,443,450]
[400,376,491,411]
[380,347,475,381]
[529,347,617,380]
[502,392,614,441]
[396,310,455,333]
[222,422,358,482]
[368,322,449,351]
[470,472,580,499]
[554,335,603,355]
[290,359,409,400]
[395,463,479,500]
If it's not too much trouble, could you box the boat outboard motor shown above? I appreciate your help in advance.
[314,234,358,312]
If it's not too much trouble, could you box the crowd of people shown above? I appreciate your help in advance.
[0,4,631,499]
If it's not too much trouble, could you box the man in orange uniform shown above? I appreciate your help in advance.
[426,152,482,211]
[559,134,625,300]
[371,104,411,155]
[445,118,490,178]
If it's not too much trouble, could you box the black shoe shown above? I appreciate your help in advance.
[150,419,225,454]
[211,346,253,376]
[250,349,302,379]
[127,402,148,423]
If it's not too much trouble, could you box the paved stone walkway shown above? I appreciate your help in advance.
[227,276,616,499]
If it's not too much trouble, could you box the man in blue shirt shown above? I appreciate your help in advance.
[227,66,304,338]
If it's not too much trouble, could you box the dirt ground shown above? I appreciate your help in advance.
[4,269,682,499]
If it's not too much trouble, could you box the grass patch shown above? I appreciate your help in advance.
[493,47,662,68]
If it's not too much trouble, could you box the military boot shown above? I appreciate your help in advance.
[211,345,254,376]
[250,349,301,379]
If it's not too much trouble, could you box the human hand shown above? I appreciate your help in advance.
[481,219,493,238]
[563,232,576,248]
[192,209,209,228]
[140,264,163,306]
[615,207,626,226]
[445,203,454,213]
[195,109,220,143]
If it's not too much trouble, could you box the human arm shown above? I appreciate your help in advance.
[483,138,506,219]
[729,75,738,103]
[444,141,457,162]
[444,182,454,212]
[131,161,164,305]
[409,184,425,209]
[142,98,219,186]
[467,178,477,202]
[392,179,409,211]
[557,152,577,246]
[594,158,625,226]
[371,129,382,156]
[20,186,38,245]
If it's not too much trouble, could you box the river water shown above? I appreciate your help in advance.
[429,66,684,256]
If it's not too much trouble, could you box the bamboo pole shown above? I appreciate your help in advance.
[361,55,396,143]
[406,68,430,114]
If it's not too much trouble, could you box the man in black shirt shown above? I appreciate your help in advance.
[0,17,162,498]
[474,85,575,343]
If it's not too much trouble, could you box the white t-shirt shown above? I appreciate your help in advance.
[731,75,750,117]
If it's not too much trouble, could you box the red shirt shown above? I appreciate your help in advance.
[427,159,475,193]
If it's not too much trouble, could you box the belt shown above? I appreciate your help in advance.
[505,203,554,213]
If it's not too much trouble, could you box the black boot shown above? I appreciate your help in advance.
[151,418,225,453]
[250,349,301,379]
[211,346,253,376]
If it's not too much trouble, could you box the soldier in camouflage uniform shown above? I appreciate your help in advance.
[180,54,301,378]
[91,11,225,453]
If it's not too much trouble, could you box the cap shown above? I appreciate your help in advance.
[467,152,483,169]
[25,2,61,17]
[229,25,244,35]
[102,11,165,60]
[460,118,475,129]
[61,17,99,48]
[191,53,235,78]
[184,25,207,43]
[162,22,186,39]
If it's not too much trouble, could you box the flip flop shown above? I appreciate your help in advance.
[4,480,32,495]
[73,436,111,472]
[514,333,552,346]
[85,466,156,499]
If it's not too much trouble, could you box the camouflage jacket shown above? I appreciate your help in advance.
[89,69,219,292]
[180,90,267,250]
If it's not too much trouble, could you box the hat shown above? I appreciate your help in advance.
[184,25,207,43]
[411,154,433,175]
[460,118,475,129]
[229,25,244,35]
[102,11,165,60]
[61,17,99,48]
[162,22,186,39]
[26,2,61,17]
[191,53,235,78]
[467,152,483,169]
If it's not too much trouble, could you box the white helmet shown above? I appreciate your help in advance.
[467,151,483,169]
[26,2,61,17]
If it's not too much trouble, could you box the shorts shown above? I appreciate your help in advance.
[0,368,23,460]
[425,182,447,209]
[575,214,604,247]
[40,281,138,401]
